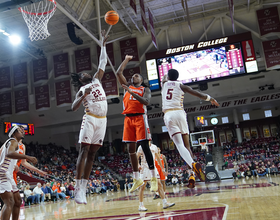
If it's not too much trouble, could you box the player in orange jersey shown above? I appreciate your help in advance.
[13,126,47,185]
[116,55,158,193]
[154,147,168,199]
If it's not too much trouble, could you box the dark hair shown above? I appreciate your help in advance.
[168,69,179,81]
[71,72,83,89]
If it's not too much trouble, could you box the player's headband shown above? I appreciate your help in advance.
[8,125,20,138]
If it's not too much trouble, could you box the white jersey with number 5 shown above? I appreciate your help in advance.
[161,80,184,112]
[78,78,107,117]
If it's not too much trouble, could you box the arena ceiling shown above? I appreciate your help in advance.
[0,0,279,64]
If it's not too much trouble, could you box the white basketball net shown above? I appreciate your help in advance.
[19,0,56,41]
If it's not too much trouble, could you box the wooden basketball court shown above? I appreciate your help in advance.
[20,176,280,220]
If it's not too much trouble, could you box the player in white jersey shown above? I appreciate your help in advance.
[0,125,37,220]
[161,69,219,187]
[71,30,109,205]
[137,142,175,211]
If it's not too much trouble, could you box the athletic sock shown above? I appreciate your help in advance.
[172,133,194,167]
[162,198,167,204]
[150,169,156,178]
[133,172,139,180]
[81,179,88,189]
[139,202,144,206]
[76,179,81,188]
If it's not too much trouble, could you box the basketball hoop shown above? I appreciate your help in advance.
[18,0,56,41]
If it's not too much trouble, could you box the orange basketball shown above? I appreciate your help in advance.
[105,11,119,26]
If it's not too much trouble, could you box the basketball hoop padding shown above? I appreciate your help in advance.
[18,0,56,41]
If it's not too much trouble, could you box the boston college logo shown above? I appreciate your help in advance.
[264,9,270,16]
[270,41,277,48]
[126,40,131,46]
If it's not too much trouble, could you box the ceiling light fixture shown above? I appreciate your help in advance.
[9,35,21,45]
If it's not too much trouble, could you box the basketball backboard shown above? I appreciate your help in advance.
[190,130,215,147]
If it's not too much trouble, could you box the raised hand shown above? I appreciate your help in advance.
[125,55,133,61]
[210,97,219,107]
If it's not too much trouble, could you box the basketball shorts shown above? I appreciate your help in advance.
[140,165,160,181]
[79,114,107,146]
[164,110,189,137]
[123,114,151,142]
[0,173,18,194]
[155,162,166,181]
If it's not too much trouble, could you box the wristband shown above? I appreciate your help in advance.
[206,95,211,101]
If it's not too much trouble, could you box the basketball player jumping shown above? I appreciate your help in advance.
[0,126,37,220]
[137,142,174,211]
[161,69,219,186]
[116,55,158,193]
[13,125,47,185]
[71,30,109,204]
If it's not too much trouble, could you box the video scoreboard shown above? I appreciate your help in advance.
[4,122,34,136]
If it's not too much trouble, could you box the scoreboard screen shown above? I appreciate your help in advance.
[4,122,34,136]
[195,116,206,127]
[146,32,258,91]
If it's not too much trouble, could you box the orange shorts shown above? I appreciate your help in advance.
[123,114,151,142]
[155,163,166,180]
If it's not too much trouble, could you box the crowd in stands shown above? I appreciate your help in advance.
[18,177,121,206]
[221,137,280,179]
[1,134,279,207]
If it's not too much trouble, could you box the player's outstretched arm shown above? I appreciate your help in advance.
[94,30,109,81]
[71,87,91,111]
[122,85,151,106]
[116,55,133,86]
[162,75,168,86]
[180,84,219,106]
[7,140,37,164]
[21,145,47,176]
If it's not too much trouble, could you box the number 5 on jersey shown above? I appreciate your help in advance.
[166,89,173,100]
